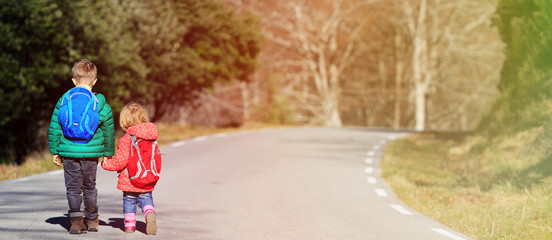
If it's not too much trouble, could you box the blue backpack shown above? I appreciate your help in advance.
[57,87,99,143]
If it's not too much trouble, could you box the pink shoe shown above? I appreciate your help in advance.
[124,226,135,233]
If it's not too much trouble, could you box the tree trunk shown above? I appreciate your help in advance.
[414,85,426,131]
[324,95,342,127]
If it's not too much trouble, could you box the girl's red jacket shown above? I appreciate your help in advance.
[101,122,159,193]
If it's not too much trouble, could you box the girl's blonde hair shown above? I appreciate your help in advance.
[120,102,150,131]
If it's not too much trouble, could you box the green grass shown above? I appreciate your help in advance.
[381,128,552,239]
[0,122,285,182]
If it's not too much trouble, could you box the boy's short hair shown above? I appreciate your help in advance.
[120,103,150,131]
[72,59,97,84]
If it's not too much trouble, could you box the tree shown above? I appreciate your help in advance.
[394,0,503,131]
[243,0,375,127]
[134,0,263,122]
[0,0,77,164]
[479,0,552,135]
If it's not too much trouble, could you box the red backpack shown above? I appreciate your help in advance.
[125,133,162,190]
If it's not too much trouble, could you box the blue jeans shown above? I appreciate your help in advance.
[123,192,154,214]
[63,158,98,219]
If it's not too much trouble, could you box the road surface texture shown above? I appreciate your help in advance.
[0,127,473,240]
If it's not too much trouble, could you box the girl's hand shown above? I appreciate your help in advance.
[53,155,62,166]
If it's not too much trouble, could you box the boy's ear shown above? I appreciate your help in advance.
[91,79,97,87]
[71,78,77,86]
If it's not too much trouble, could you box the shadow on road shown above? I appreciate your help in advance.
[45,215,147,234]
[45,214,70,231]
[101,217,147,234]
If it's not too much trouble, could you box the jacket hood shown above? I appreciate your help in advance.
[126,123,158,140]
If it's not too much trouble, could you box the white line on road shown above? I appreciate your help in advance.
[430,228,466,240]
[47,170,63,175]
[214,133,228,138]
[380,140,387,144]
[364,158,373,164]
[390,205,414,215]
[365,167,374,174]
[366,177,377,184]
[375,188,388,197]
[373,145,380,150]
[367,151,375,156]
[12,177,30,183]
[170,141,186,147]
[193,136,208,142]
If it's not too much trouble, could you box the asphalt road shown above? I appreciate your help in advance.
[0,127,473,240]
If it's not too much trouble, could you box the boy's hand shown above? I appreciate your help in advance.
[53,155,62,166]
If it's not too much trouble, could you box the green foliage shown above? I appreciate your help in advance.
[139,0,263,121]
[481,0,552,136]
[0,0,263,163]
[0,0,75,164]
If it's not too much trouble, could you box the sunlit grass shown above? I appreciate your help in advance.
[381,128,552,239]
[0,153,60,181]
[0,122,285,182]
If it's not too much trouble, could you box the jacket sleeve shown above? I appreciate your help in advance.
[98,95,115,156]
[48,97,64,155]
[101,134,131,172]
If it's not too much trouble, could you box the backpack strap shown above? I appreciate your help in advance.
[125,133,140,180]
[79,98,94,134]
[125,133,150,180]
[151,140,160,177]
[67,93,74,127]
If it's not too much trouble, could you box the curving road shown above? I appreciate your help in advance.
[0,127,473,240]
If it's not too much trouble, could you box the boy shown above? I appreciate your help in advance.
[48,59,115,234]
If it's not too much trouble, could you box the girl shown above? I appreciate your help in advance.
[102,103,159,235]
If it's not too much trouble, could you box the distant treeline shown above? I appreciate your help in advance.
[0,0,262,164]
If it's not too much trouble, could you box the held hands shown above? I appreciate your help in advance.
[53,155,62,166]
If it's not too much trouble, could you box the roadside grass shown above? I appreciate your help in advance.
[0,122,284,182]
[381,127,552,239]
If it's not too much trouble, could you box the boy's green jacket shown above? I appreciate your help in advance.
[48,90,115,158]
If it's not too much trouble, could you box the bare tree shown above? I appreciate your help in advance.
[244,0,376,127]
[393,0,503,131]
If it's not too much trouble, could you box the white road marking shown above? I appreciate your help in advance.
[47,170,63,175]
[375,188,388,197]
[430,228,466,240]
[380,140,387,144]
[170,141,186,147]
[373,145,380,150]
[365,167,374,174]
[365,158,373,164]
[390,205,414,215]
[214,133,228,138]
[367,151,375,156]
[366,177,377,184]
[193,136,207,142]
[12,177,30,183]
